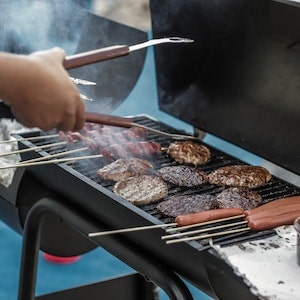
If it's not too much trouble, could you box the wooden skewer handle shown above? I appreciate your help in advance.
[85,112,134,128]
[63,45,130,69]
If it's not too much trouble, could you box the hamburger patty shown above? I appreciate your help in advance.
[208,165,272,188]
[97,158,153,182]
[216,187,263,210]
[157,165,208,187]
[157,194,217,217]
[113,175,168,205]
[167,141,211,166]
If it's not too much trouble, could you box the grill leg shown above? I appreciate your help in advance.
[18,198,193,300]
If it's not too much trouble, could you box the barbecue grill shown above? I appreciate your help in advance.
[1,1,300,299]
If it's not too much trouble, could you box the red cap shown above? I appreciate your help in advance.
[42,253,81,264]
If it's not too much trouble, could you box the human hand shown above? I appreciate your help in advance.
[1,47,85,131]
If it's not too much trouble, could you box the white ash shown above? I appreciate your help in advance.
[0,119,31,187]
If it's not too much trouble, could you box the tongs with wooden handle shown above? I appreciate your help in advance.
[63,37,194,69]
[85,112,198,141]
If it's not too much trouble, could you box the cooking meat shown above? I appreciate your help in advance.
[97,158,153,182]
[167,141,211,166]
[58,126,147,146]
[208,165,272,188]
[216,187,263,210]
[157,194,217,218]
[157,165,208,187]
[113,175,168,205]
[101,141,161,159]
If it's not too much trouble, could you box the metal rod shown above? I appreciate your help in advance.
[129,37,194,52]
[162,220,248,240]
[88,223,177,237]
[0,141,67,157]
[18,147,88,164]
[0,134,59,145]
[0,153,103,169]
[165,227,251,245]
[132,123,199,141]
[165,214,246,232]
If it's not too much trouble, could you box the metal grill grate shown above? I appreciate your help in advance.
[17,115,300,250]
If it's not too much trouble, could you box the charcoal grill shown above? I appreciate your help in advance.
[1,0,300,300]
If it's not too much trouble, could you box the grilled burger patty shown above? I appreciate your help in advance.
[157,165,208,187]
[97,158,153,182]
[208,165,272,188]
[113,175,168,205]
[167,141,211,166]
[216,187,263,210]
[157,194,217,217]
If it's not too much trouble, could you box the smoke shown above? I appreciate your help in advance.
[0,0,85,54]
[0,0,148,114]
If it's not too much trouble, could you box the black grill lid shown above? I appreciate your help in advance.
[0,2,147,115]
[150,0,300,175]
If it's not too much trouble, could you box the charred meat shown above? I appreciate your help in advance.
[97,158,153,182]
[216,187,263,210]
[167,141,211,166]
[113,175,168,205]
[157,165,208,187]
[101,141,161,159]
[208,165,272,188]
[157,194,217,218]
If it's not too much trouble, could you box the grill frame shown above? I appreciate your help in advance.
[12,114,300,298]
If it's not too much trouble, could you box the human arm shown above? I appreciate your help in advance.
[0,47,85,131]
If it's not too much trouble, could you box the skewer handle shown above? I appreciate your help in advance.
[63,45,130,69]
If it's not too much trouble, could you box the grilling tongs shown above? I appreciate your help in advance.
[65,37,196,140]
[63,37,194,69]
[85,112,198,140]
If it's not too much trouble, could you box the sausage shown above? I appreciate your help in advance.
[245,203,300,221]
[175,208,244,226]
[245,195,300,216]
[247,210,300,231]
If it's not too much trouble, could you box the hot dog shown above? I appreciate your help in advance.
[175,208,244,226]
[247,210,300,231]
[245,195,300,216]
[245,202,300,221]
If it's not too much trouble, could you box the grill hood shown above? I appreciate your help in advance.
[150,0,300,176]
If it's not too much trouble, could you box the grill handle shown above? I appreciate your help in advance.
[63,45,130,69]
[85,112,133,128]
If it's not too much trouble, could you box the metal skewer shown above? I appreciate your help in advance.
[0,153,103,170]
[17,147,88,164]
[0,141,67,158]
[88,223,177,237]
[165,214,246,233]
[70,77,97,86]
[0,134,59,145]
[165,227,251,245]
[162,220,248,240]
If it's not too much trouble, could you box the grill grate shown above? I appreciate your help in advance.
[18,115,300,250]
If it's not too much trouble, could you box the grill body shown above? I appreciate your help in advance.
[7,115,300,299]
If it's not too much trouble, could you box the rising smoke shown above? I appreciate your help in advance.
[0,0,85,54]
